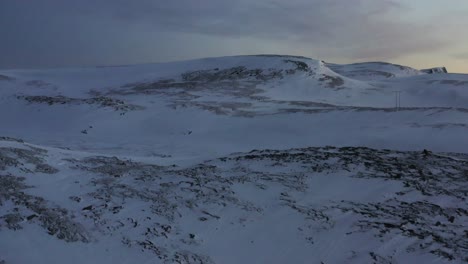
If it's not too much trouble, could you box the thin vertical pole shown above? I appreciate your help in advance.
[397,91,399,111]
[393,91,398,111]
[393,91,401,111]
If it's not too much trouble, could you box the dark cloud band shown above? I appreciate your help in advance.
[0,0,461,68]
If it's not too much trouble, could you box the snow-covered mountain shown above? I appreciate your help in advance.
[1,55,467,263]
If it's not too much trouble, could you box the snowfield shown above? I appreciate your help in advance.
[0,55,467,263]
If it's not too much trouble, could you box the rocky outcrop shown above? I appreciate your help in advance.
[421,67,448,74]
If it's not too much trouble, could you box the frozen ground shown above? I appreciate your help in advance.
[0,55,467,263]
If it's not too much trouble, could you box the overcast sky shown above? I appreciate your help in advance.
[1,0,467,72]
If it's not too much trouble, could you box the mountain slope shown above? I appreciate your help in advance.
[1,139,467,264]
[1,55,468,159]
[1,55,468,263]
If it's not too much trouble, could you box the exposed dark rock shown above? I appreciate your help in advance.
[0,75,14,81]
[0,175,89,242]
[319,74,345,89]
[0,146,58,173]
[17,95,144,112]
[421,67,448,74]
[0,137,24,143]
[2,144,467,261]
[82,205,93,211]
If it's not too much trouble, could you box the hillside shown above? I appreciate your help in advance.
[1,55,467,263]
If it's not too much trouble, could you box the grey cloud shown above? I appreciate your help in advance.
[83,0,404,41]
[0,0,458,68]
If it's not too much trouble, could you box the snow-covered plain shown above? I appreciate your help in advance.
[0,55,467,263]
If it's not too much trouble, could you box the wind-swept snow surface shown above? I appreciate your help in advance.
[1,55,467,263]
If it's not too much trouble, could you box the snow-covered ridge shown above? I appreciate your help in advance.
[326,61,424,81]
[0,54,467,156]
[1,56,467,109]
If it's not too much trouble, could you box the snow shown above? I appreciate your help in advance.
[0,55,467,263]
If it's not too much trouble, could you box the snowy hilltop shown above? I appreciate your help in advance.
[0,55,467,263]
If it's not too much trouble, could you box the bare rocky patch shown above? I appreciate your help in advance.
[0,175,90,242]
[319,74,345,89]
[25,80,54,88]
[336,199,468,261]
[0,145,88,243]
[1,141,467,262]
[64,156,258,261]
[214,147,468,261]
[0,75,14,81]
[0,146,57,173]
[0,137,24,143]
